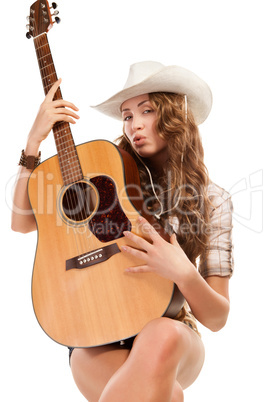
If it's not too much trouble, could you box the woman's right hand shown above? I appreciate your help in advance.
[27,78,80,150]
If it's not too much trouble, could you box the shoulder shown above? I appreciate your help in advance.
[207,182,233,217]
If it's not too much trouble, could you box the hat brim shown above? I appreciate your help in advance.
[91,65,212,125]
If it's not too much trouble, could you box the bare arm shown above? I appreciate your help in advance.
[177,270,230,332]
[11,79,79,233]
[11,141,42,233]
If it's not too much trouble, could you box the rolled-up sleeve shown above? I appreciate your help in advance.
[198,184,234,278]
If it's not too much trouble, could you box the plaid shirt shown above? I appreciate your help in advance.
[169,182,234,278]
[199,182,234,278]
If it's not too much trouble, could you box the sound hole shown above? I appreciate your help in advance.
[62,181,97,222]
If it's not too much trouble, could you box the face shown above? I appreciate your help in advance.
[121,94,168,163]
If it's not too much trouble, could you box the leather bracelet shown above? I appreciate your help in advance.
[19,149,41,170]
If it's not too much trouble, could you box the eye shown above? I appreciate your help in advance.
[143,109,153,114]
[123,115,132,121]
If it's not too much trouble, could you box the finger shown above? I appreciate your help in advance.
[137,216,161,243]
[123,230,151,252]
[170,233,178,245]
[170,233,181,248]
[54,107,80,119]
[51,113,79,125]
[45,78,62,102]
[121,245,148,262]
[52,99,79,112]
[125,265,150,274]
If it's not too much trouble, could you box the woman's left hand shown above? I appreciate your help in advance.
[121,216,194,284]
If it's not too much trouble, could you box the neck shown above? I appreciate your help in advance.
[145,148,169,176]
[33,33,82,185]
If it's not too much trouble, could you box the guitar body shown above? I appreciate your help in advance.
[29,140,183,347]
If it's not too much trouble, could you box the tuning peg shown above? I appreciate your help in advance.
[26,31,32,39]
[26,24,34,31]
[54,16,61,24]
[52,10,59,16]
[51,2,58,9]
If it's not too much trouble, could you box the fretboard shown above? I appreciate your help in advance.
[33,33,83,185]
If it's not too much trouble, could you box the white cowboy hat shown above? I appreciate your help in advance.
[92,61,213,125]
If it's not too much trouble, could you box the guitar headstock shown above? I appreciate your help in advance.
[26,1,60,39]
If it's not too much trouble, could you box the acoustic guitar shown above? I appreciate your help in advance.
[26,0,184,348]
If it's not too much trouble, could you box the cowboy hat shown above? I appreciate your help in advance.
[92,61,212,125]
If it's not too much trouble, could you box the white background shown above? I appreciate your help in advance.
[1,0,267,400]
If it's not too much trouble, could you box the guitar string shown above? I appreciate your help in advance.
[33,16,96,261]
[37,35,97,255]
[32,22,83,258]
[39,32,92,259]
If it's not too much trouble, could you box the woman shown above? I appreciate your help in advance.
[12,61,233,401]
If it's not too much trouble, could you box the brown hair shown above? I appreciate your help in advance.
[117,92,211,266]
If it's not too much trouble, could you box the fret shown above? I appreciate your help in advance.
[57,141,77,149]
[41,72,57,81]
[62,172,83,182]
[54,125,70,133]
[38,59,54,71]
[38,64,54,74]
[39,62,54,71]
[54,132,75,145]
[33,33,83,186]
[55,131,73,144]
[62,166,83,176]
[43,82,55,91]
[57,144,78,152]
[54,124,70,132]
[58,155,81,165]
[57,160,82,176]
[34,41,50,51]
[36,55,53,66]
[35,48,53,64]
[62,170,83,181]
[55,133,74,142]
[55,130,72,143]
[43,79,56,91]
[40,64,55,76]
[58,150,79,159]
[62,174,83,186]
[56,140,75,149]
[38,55,51,62]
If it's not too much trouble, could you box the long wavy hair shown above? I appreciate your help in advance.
[117,92,211,267]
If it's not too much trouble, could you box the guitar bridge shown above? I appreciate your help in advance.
[66,243,121,270]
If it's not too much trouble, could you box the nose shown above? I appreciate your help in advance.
[132,115,144,132]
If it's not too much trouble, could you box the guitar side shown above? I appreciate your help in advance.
[28,140,183,348]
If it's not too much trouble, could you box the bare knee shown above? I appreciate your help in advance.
[142,318,188,353]
[135,318,188,373]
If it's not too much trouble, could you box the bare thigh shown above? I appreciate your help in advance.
[70,344,131,401]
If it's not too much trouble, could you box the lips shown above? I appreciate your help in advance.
[133,135,146,145]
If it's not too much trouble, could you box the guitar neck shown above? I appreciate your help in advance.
[33,33,83,185]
